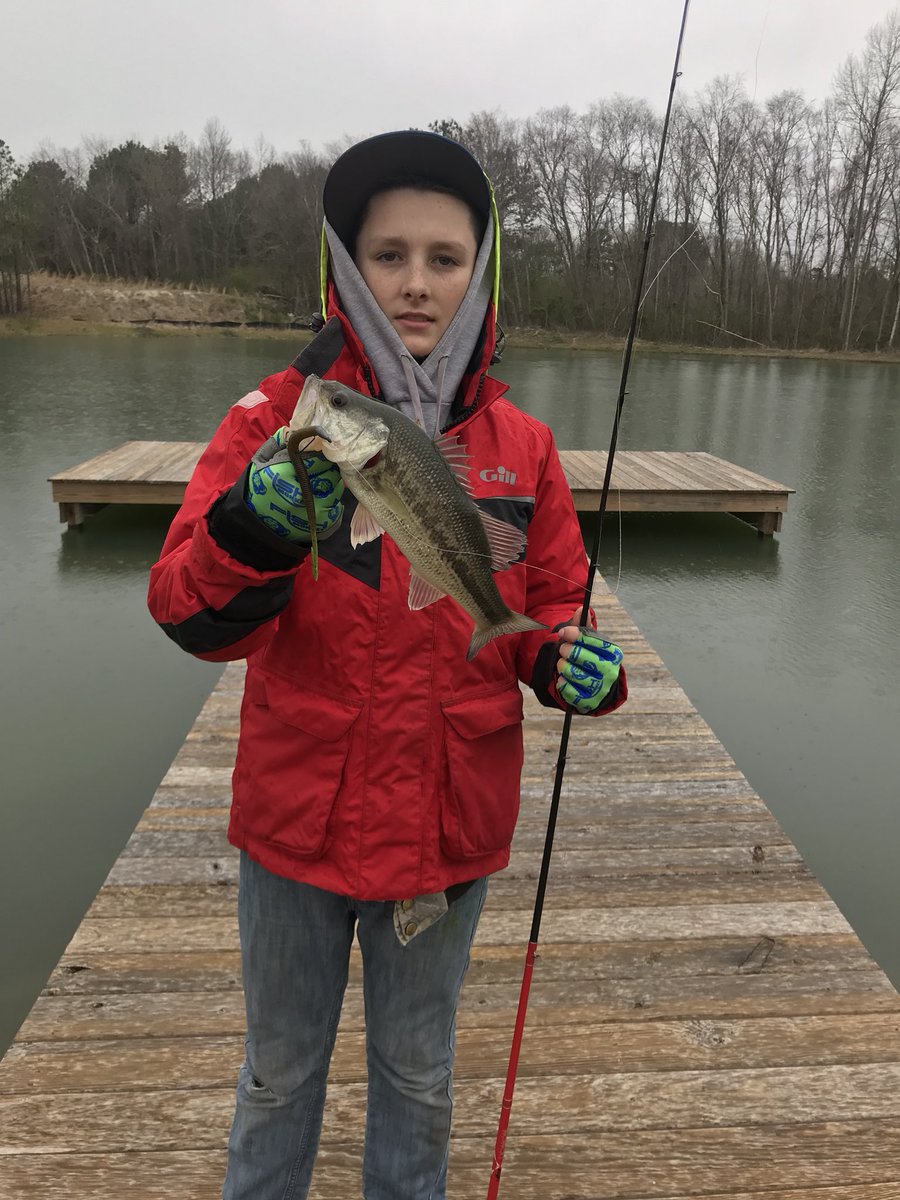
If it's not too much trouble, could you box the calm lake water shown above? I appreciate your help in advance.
[1,334,898,1053]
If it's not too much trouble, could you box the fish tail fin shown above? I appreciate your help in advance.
[466,612,546,661]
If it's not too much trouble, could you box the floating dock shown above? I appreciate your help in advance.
[561,449,793,534]
[2,582,898,1199]
[49,442,794,534]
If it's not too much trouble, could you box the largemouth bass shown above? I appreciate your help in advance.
[288,374,545,660]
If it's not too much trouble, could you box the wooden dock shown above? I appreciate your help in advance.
[2,583,898,1199]
[49,442,794,534]
[561,449,793,534]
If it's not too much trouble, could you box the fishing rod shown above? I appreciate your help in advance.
[486,2,692,1194]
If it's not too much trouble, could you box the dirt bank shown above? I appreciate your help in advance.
[9,271,297,331]
[505,325,900,364]
[4,273,900,364]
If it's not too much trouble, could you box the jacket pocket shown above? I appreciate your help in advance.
[440,688,524,859]
[236,670,362,859]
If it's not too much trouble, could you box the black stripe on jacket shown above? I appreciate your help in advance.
[159,575,297,654]
[160,322,352,656]
[159,469,308,654]
[475,495,534,565]
[291,317,346,378]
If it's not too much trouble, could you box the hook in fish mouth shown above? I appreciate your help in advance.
[289,424,333,445]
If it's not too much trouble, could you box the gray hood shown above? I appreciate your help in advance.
[324,215,495,439]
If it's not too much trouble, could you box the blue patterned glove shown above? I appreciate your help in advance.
[557,627,623,713]
[245,427,344,544]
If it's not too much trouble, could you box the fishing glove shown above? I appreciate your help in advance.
[245,427,344,544]
[557,628,624,713]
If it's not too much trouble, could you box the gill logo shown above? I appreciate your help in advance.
[479,466,517,485]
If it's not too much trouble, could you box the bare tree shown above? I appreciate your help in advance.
[0,141,28,312]
[754,91,811,342]
[689,76,751,338]
[191,118,251,278]
[834,8,900,348]
[522,106,580,320]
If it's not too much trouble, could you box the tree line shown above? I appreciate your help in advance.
[3,8,900,351]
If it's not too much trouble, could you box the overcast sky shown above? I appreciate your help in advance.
[3,0,897,163]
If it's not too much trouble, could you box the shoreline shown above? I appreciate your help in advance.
[2,314,899,365]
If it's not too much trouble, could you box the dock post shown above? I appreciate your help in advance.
[58,502,107,528]
[729,510,783,536]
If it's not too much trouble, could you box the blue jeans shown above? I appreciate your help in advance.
[222,853,488,1200]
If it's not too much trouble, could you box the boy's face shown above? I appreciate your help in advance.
[354,188,479,358]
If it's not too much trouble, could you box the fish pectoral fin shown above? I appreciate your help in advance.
[408,569,447,611]
[478,509,527,571]
[434,432,475,495]
[350,503,385,548]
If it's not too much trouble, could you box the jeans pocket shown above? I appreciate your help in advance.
[439,688,524,858]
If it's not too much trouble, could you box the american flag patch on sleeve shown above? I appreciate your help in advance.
[234,389,267,410]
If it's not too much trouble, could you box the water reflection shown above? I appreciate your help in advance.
[589,512,782,585]
[57,507,178,575]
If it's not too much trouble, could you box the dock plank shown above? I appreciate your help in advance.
[3,1161,897,1200]
[80,869,826,918]
[632,451,744,492]
[61,902,850,958]
[9,1012,900,1096]
[616,450,698,492]
[38,933,878,1000]
[564,451,651,492]
[693,450,790,491]
[7,1062,900,1153]
[20,962,900,1045]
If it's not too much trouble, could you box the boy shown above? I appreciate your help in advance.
[148,130,627,1200]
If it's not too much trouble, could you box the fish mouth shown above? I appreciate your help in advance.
[291,373,323,430]
[290,374,389,471]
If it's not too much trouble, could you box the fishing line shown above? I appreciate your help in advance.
[639,226,700,311]
[486,2,692,1194]
[752,0,772,104]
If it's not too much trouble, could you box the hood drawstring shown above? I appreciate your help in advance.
[400,350,453,439]
[399,351,450,437]
[400,354,428,432]
[435,354,450,427]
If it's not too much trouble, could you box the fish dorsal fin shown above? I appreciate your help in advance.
[479,509,527,571]
[408,568,446,611]
[350,503,384,548]
[434,432,474,496]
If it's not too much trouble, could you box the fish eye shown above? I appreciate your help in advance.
[330,393,348,408]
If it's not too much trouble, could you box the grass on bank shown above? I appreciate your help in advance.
[2,313,900,364]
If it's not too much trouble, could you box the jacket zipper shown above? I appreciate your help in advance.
[362,364,379,399]
[444,372,486,434]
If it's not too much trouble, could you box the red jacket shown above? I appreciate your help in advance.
[148,310,627,898]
